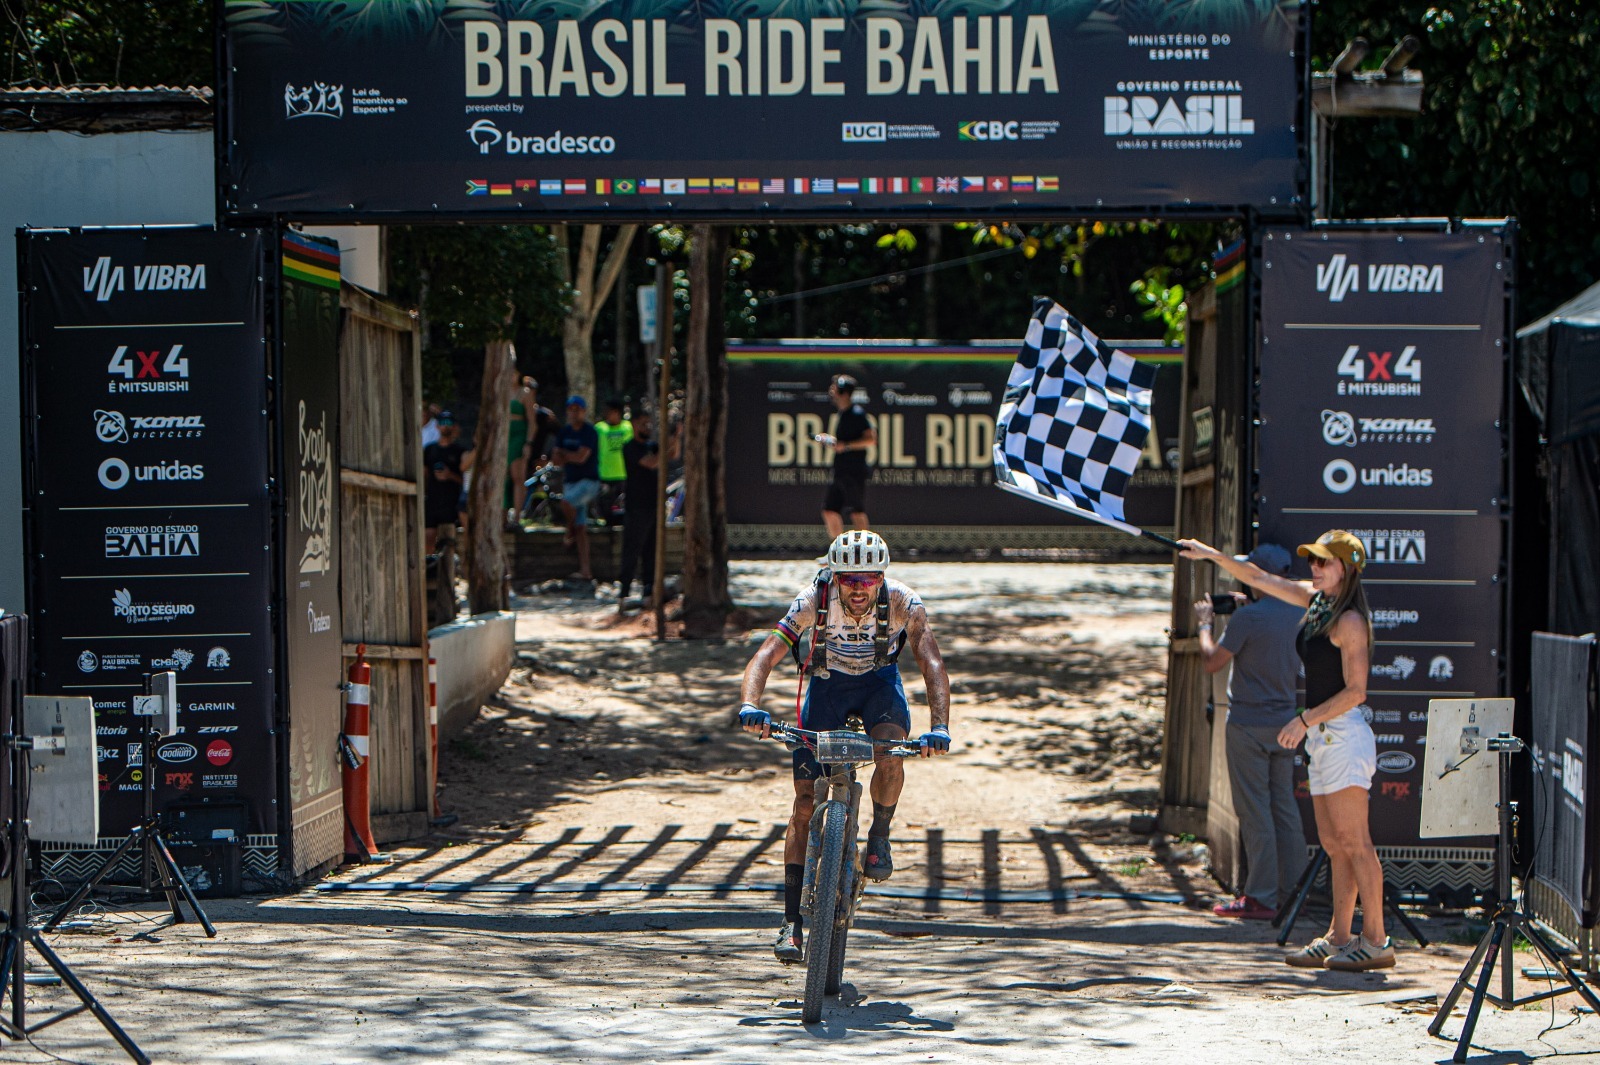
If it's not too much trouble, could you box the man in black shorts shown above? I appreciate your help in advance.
[819,374,876,538]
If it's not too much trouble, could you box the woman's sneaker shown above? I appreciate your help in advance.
[774,920,804,964]
[1212,895,1276,920]
[1285,936,1341,968]
[1326,934,1395,971]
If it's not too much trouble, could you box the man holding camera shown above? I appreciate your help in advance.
[1194,543,1308,919]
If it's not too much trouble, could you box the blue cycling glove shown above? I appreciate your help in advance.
[737,703,770,732]
[919,725,951,754]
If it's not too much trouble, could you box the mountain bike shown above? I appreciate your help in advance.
[766,721,921,1024]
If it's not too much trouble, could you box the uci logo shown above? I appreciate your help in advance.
[842,122,886,143]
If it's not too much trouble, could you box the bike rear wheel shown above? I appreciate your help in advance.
[802,803,848,1023]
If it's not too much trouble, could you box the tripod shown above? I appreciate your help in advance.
[1272,846,1430,948]
[0,732,149,1063]
[43,686,215,938]
[1429,734,1600,1062]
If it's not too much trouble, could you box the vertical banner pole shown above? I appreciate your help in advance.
[652,262,674,639]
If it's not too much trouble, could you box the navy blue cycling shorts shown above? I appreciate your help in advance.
[793,665,911,780]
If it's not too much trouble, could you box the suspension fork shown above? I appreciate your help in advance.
[800,769,860,919]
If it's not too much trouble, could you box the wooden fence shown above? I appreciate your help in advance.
[338,285,431,844]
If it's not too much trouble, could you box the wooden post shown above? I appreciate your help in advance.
[652,262,673,639]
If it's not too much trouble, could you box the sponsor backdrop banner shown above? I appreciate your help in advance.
[726,342,1179,530]
[219,0,1304,219]
[20,227,276,836]
[277,232,344,844]
[1256,226,1510,847]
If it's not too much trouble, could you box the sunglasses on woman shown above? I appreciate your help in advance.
[836,573,883,588]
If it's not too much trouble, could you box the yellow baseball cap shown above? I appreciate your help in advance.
[1297,530,1367,571]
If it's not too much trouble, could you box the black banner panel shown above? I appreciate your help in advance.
[1257,226,1510,848]
[219,1,1304,219]
[1529,633,1597,928]
[726,344,1179,530]
[277,232,344,839]
[20,227,277,836]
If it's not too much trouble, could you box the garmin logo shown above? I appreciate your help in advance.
[1315,253,1443,303]
[882,389,937,407]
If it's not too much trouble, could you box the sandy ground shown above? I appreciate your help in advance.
[5,562,1598,1064]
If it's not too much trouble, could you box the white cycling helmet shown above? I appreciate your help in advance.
[826,530,890,572]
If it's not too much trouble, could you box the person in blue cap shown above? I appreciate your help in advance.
[1191,543,1308,921]
[550,396,600,581]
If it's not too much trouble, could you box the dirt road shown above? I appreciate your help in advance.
[6,562,1596,1063]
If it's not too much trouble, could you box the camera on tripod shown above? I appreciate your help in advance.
[1485,733,1523,753]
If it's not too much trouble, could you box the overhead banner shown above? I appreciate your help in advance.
[219,0,1305,220]
[726,342,1179,530]
[20,227,277,837]
[1255,225,1511,847]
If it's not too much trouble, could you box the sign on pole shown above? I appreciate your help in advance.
[219,1,1306,220]
[637,284,658,345]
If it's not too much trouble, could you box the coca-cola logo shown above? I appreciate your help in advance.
[206,740,234,766]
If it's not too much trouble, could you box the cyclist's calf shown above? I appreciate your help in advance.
[785,780,816,865]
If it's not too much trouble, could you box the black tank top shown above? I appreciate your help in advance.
[1297,622,1346,710]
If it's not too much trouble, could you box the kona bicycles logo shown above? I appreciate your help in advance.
[82,258,207,302]
[1315,254,1442,303]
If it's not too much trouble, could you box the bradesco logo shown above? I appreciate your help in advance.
[1322,459,1433,494]
[105,524,200,559]
[467,119,615,154]
[1336,345,1421,397]
[82,257,207,303]
[107,344,191,394]
[1315,254,1442,303]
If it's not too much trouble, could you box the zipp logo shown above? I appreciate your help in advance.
[1315,254,1443,303]
[82,258,207,302]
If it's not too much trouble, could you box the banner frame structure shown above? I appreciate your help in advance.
[213,0,1311,225]
[1251,217,1516,896]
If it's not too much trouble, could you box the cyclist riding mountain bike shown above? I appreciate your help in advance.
[737,530,952,963]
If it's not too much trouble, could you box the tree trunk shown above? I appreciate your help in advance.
[558,223,640,407]
[922,225,942,339]
[680,225,732,638]
[467,338,516,613]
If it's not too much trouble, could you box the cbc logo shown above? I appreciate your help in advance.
[1323,458,1356,494]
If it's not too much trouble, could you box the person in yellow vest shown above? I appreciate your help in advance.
[595,399,634,526]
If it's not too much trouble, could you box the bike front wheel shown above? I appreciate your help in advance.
[802,802,848,1023]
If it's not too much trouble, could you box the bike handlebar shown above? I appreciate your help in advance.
[766,722,922,758]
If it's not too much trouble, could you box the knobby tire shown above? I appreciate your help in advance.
[802,804,848,1023]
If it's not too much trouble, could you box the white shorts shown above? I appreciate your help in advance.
[1306,709,1376,796]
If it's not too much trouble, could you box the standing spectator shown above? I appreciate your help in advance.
[422,413,465,553]
[505,377,537,527]
[1193,543,1308,920]
[818,374,876,539]
[595,399,634,525]
[420,402,442,449]
[1180,530,1391,971]
[524,378,560,468]
[618,410,679,611]
[551,397,601,581]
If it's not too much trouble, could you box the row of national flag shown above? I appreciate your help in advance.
[465,176,1062,197]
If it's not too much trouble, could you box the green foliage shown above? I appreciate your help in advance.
[3,0,211,86]
[1315,1,1600,320]
[1129,275,1186,345]
[387,225,568,349]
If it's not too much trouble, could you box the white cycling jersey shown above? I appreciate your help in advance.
[774,577,924,675]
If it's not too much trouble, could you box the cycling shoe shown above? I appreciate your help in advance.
[864,836,893,881]
[774,920,804,963]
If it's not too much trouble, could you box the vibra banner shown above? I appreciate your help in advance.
[219,0,1305,218]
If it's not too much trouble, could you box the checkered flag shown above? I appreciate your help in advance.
[993,298,1160,538]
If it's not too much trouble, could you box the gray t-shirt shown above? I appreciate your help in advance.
[1218,595,1305,728]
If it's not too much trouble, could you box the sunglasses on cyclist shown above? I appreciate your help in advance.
[836,573,883,588]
